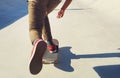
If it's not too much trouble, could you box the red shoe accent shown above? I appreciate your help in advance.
[47,45,58,53]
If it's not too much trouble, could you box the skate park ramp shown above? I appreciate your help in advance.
[0,0,27,29]
[0,0,120,78]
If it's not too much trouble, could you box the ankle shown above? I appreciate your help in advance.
[32,38,43,45]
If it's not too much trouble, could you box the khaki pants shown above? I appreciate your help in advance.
[28,0,61,44]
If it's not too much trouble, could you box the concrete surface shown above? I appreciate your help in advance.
[0,0,120,78]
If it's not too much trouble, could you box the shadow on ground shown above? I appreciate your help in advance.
[54,46,120,72]
[0,0,28,29]
[54,47,78,72]
[94,65,120,78]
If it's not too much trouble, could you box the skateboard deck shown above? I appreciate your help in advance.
[42,39,59,64]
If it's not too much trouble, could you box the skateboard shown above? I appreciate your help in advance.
[42,39,59,64]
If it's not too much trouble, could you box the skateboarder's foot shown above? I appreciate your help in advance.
[29,39,47,75]
[47,45,58,53]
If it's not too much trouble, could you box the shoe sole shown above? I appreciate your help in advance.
[29,40,47,75]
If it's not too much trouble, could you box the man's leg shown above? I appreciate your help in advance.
[28,1,47,75]
[28,1,47,43]
[42,0,61,38]
[42,0,61,53]
[42,16,53,43]
[42,0,61,42]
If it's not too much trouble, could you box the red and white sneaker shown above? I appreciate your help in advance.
[29,39,47,75]
[47,45,58,53]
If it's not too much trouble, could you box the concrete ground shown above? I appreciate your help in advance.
[0,0,120,78]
